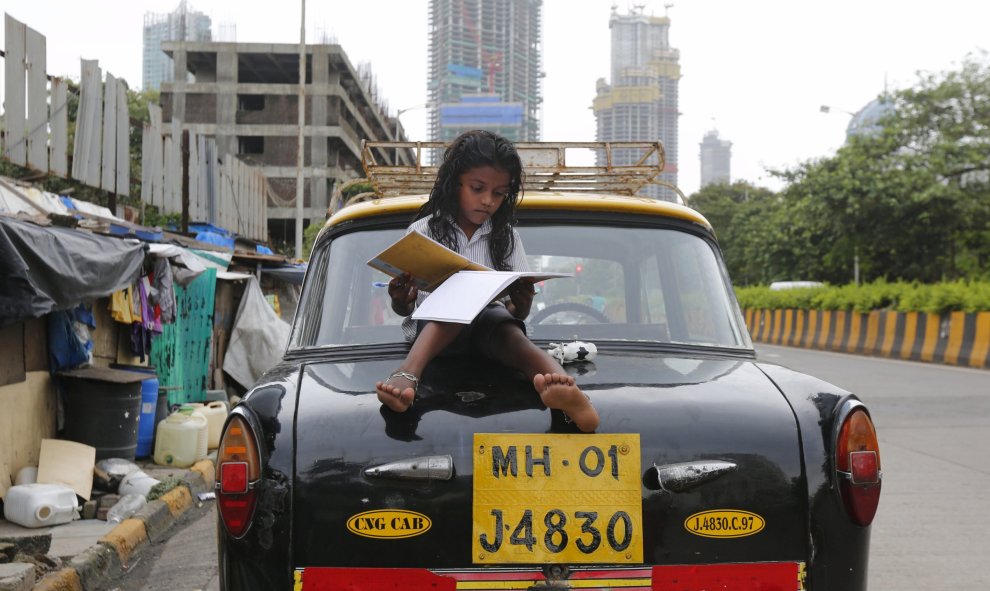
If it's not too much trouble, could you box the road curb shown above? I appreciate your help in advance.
[31,460,215,591]
[133,500,173,544]
[0,562,36,591]
[159,487,193,518]
[99,519,147,565]
[68,545,118,591]
[29,568,80,591]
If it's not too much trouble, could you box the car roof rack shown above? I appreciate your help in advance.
[360,141,666,198]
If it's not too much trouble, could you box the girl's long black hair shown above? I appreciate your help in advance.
[414,130,523,271]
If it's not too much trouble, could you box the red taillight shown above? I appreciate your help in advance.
[217,415,260,538]
[836,408,881,525]
[220,462,249,494]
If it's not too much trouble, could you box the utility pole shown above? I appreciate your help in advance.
[294,0,306,259]
[181,129,190,233]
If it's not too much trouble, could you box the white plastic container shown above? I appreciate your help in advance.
[3,483,79,528]
[192,401,228,449]
[118,469,161,497]
[154,413,208,468]
[178,402,204,415]
[14,466,38,485]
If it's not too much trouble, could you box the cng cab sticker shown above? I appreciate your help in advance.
[346,510,432,539]
[685,510,765,539]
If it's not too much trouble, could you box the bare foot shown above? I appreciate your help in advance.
[376,372,417,412]
[534,373,599,432]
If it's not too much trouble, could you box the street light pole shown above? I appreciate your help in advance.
[820,104,862,285]
[819,105,855,116]
[394,103,427,140]
[294,0,306,260]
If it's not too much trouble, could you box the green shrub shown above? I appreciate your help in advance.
[735,280,990,313]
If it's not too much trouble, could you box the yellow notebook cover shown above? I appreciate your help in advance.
[367,230,491,292]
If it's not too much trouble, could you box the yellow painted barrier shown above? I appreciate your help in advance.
[901,312,919,360]
[920,314,940,362]
[804,310,818,349]
[971,312,990,368]
[817,312,831,349]
[846,312,862,353]
[944,311,967,366]
[880,311,897,357]
[744,309,989,369]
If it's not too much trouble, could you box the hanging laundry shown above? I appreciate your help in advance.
[47,310,91,372]
[109,286,135,324]
[130,323,154,363]
[138,276,161,334]
[153,258,177,323]
[74,302,96,329]
[130,281,143,324]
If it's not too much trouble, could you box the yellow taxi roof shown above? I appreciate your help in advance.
[326,192,712,231]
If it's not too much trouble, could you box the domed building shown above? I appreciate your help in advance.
[846,97,895,140]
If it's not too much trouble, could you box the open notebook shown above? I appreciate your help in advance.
[368,231,569,324]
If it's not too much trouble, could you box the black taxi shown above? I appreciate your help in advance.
[215,142,881,591]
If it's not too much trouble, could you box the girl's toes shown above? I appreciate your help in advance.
[533,373,547,392]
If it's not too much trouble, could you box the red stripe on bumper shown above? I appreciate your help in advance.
[297,563,802,591]
[652,562,802,590]
[299,567,456,591]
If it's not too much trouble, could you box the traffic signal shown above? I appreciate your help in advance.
[575,264,583,274]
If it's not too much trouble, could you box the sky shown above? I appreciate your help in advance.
[3,0,989,197]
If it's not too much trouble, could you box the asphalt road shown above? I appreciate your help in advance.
[121,347,990,590]
[108,500,219,591]
[756,344,990,590]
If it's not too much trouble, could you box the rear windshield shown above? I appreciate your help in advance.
[289,223,752,350]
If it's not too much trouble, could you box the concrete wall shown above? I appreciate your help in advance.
[183,93,217,124]
[745,309,990,369]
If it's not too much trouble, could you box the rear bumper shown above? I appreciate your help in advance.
[295,563,805,590]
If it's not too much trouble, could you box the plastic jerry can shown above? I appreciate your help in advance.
[178,402,204,415]
[154,413,208,468]
[192,401,228,450]
[3,483,79,528]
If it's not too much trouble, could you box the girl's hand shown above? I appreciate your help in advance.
[388,273,418,316]
[506,278,536,319]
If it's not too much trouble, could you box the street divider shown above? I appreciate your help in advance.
[744,309,990,369]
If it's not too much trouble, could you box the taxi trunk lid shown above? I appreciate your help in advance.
[291,351,807,571]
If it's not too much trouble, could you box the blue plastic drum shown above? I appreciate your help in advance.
[135,376,160,458]
[111,364,160,458]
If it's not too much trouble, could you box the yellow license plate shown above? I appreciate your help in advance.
[472,433,643,564]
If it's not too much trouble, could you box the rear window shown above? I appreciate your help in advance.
[290,223,751,350]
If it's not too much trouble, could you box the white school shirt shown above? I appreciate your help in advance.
[400,215,530,341]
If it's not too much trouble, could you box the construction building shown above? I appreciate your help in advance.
[699,129,732,187]
[592,6,681,201]
[427,0,543,144]
[142,1,213,91]
[159,41,413,247]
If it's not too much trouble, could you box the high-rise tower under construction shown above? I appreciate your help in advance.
[700,129,732,187]
[142,1,213,91]
[427,0,542,144]
[593,6,680,201]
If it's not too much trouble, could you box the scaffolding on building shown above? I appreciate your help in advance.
[427,0,542,144]
[142,1,213,91]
